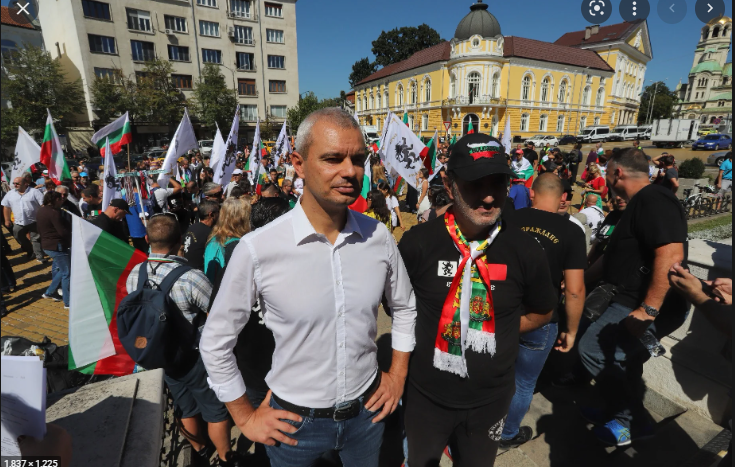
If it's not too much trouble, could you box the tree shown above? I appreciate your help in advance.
[135,59,187,133]
[286,92,346,134]
[190,63,238,132]
[1,45,85,156]
[638,82,677,124]
[371,24,443,68]
[90,69,137,124]
[349,57,378,88]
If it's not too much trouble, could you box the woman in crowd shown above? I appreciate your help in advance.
[364,189,392,231]
[415,168,431,219]
[36,191,72,308]
[371,155,387,189]
[378,181,405,232]
[204,197,252,307]
[421,186,452,223]
[584,163,607,209]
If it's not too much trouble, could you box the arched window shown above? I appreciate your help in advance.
[424,79,431,102]
[582,85,591,105]
[408,115,414,130]
[369,95,373,110]
[521,75,531,101]
[409,82,417,105]
[376,92,381,109]
[539,114,548,131]
[356,97,361,112]
[540,77,550,102]
[556,115,565,132]
[397,84,404,106]
[450,74,456,98]
[713,26,720,38]
[467,72,481,103]
[520,113,529,131]
[422,114,429,131]
[384,89,389,108]
[594,116,601,125]
[702,27,710,40]
[558,80,568,103]
[595,87,604,106]
[364,95,368,110]
[491,72,500,98]
[580,116,587,130]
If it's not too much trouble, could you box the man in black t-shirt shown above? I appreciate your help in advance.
[398,134,557,466]
[182,200,219,271]
[500,174,587,448]
[92,199,129,244]
[579,149,687,447]
[523,142,539,172]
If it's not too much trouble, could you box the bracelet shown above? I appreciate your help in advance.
[641,302,659,317]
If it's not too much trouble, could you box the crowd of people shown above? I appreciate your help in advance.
[0,107,732,467]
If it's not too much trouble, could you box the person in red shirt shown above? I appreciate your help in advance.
[584,164,607,208]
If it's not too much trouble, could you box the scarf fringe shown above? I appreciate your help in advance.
[433,348,468,378]
[466,328,497,356]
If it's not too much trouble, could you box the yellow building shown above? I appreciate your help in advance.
[354,1,652,140]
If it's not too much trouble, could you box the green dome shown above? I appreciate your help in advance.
[690,61,723,74]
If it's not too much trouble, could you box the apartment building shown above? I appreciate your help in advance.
[38,0,298,145]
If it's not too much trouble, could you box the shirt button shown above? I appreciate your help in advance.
[336,280,342,285]
[339,371,344,376]
[339,342,344,348]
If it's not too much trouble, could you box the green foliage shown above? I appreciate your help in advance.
[190,63,238,131]
[678,158,705,179]
[349,57,378,88]
[0,45,85,155]
[286,92,346,134]
[638,82,677,124]
[90,69,136,124]
[135,59,187,129]
[371,24,443,68]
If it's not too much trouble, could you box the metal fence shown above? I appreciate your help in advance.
[681,194,732,220]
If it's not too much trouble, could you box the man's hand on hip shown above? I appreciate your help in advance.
[624,307,655,338]
[365,371,405,423]
[236,391,302,447]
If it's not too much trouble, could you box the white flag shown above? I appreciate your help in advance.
[213,105,240,186]
[379,112,427,190]
[11,126,41,181]
[101,138,122,210]
[501,115,512,156]
[247,119,262,185]
[158,108,198,187]
[209,124,226,176]
[273,120,289,167]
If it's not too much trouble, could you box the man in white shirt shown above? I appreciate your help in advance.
[224,169,244,198]
[200,108,416,467]
[2,177,45,262]
[579,193,605,240]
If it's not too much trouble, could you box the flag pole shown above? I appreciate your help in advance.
[127,143,131,172]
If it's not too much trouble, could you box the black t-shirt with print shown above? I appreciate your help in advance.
[593,209,624,256]
[182,222,211,271]
[603,184,687,309]
[506,208,588,322]
[398,215,557,409]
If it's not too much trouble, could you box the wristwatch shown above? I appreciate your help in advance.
[641,302,659,317]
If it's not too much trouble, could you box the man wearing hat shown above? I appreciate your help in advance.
[224,169,244,198]
[397,133,557,465]
[92,199,130,243]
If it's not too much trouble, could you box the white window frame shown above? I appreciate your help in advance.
[234,25,253,45]
[197,0,218,7]
[467,72,481,103]
[167,45,190,62]
[264,2,283,17]
[202,48,222,64]
[266,29,284,43]
[424,79,431,102]
[539,114,548,132]
[397,84,404,106]
[127,8,151,32]
[422,114,429,131]
[229,0,251,18]
[580,116,587,130]
[521,75,532,101]
[582,85,591,105]
[409,82,417,105]
[520,113,529,131]
[164,15,187,33]
[241,105,258,121]
[540,77,550,102]
[376,92,381,109]
[449,75,456,99]
[556,115,565,132]
[595,87,605,107]
[594,116,601,126]
[271,105,287,118]
[267,55,285,69]
[558,80,567,103]
[199,20,220,37]
[491,72,500,98]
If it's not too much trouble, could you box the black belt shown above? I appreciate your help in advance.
[272,372,381,422]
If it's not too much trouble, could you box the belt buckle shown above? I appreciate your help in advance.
[333,401,357,422]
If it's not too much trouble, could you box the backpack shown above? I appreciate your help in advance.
[150,187,164,214]
[117,262,204,377]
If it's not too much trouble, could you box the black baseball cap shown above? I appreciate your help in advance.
[109,199,131,213]
[447,133,515,181]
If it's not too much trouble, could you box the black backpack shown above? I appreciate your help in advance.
[117,262,204,377]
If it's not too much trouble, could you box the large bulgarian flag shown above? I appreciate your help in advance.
[422,129,440,175]
[69,214,147,375]
[40,109,71,184]
[91,112,132,156]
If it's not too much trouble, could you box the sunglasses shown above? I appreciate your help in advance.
[151,212,178,221]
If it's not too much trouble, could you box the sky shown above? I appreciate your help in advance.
[295,0,732,98]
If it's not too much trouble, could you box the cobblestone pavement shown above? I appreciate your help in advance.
[1,230,69,344]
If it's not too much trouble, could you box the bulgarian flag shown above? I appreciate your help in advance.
[349,154,372,213]
[40,109,71,184]
[1,166,9,185]
[467,120,475,134]
[450,134,457,145]
[69,215,147,375]
[393,175,405,195]
[421,129,439,175]
[91,112,132,156]
[403,113,409,126]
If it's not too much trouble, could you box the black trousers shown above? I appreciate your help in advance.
[569,163,579,184]
[404,382,513,467]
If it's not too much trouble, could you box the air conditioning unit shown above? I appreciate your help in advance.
[165,28,174,35]
[227,27,236,38]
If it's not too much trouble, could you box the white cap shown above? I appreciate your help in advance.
[42,170,49,174]
[232,169,243,175]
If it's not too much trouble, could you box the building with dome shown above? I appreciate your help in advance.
[354,1,652,140]
[673,16,732,129]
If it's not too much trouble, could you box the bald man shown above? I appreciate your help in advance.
[579,193,605,240]
[501,174,587,448]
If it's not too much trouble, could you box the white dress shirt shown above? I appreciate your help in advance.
[1,188,44,226]
[200,202,416,408]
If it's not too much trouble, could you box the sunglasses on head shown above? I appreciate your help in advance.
[151,212,178,221]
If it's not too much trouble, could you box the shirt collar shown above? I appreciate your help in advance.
[291,200,364,246]
[148,253,187,262]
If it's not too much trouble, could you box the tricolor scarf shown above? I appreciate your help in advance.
[434,210,501,378]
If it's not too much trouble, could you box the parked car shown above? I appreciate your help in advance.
[198,140,214,156]
[692,134,732,151]
[524,135,559,147]
[576,126,611,143]
[706,151,731,167]
[608,125,639,142]
[558,135,578,145]
[698,128,717,136]
[143,149,166,160]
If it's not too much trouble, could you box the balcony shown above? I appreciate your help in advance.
[236,64,257,72]
[233,38,256,46]
[228,10,257,21]
[443,95,503,106]
[238,90,258,97]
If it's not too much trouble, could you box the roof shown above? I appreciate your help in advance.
[454,1,501,41]
[504,36,614,72]
[345,90,355,103]
[706,15,732,26]
[709,91,732,101]
[1,6,35,29]
[724,62,732,77]
[554,21,642,47]
[356,42,451,86]
[690,61,723,74]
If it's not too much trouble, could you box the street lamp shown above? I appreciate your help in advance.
[647,78,667,125]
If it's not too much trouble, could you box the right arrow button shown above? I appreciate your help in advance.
[695,0,725,23]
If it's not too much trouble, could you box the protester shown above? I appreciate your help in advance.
[378,180,405,232]
[201,182,224,204]
[579,148,687,446]
[2,177,46,262]
[558,179,590,248]
[181,200,220,271]
[80,185,103,220]
[268,168,279,187]
[292,176,304,197]
[36,191,72,308]
[500,174,587,448]
[523,142,539,171]
[588,194,628,265]
[203,197,251,304]
[421,186,452,223]
[579,193,605,240]
[125,215,244,467]
[124,187,152,252]
[92,199,130,243]
[224,170,244,198]
[55,186,81,217]
[397,133,556,466]
[151,177,183,214]
[200,108,416,466]
[279,179,298,209]
[364,189,392,230]
[586,142,602,167]
[715,151,732,193]
[70,171,85,196]
[584,164,607,209]
[568,143,583,183]
[371,155,388,188]
[652,154,679,194]
[509,178,532,209]
[511,149,533,180]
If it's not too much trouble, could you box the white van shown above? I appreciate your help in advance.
[609,125,639,141]
[577,126,611,143]
[637,125,652,140]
